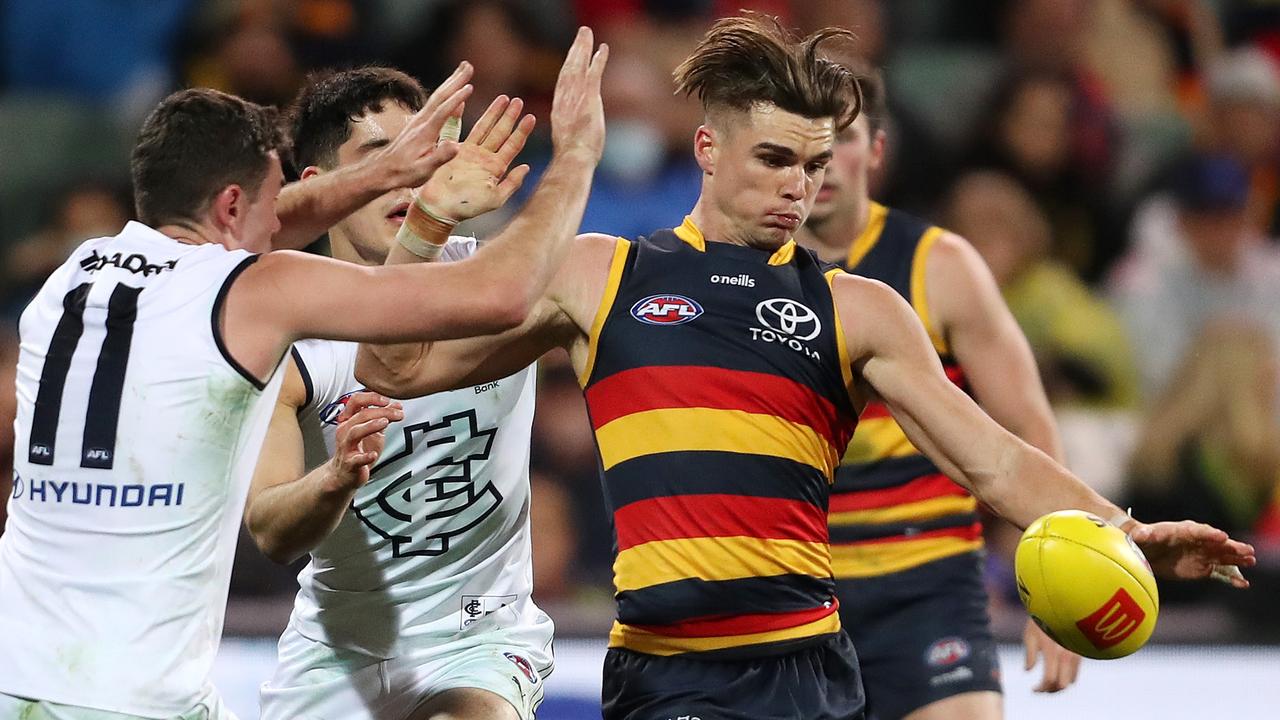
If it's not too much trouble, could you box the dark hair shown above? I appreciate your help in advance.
[130,88,282,227]
[850,67,886,133]
[674,12,861,131]
[287,66,427,171]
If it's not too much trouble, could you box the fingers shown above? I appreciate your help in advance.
[467,95,510,146]
[496,114,536,167]
[422,84,475,143]
[1023,621,1038,671]
[588,41,610,89]
[558,27,592,83]
[496,164,531,203]
[481,97,525,151]
[335,391,393,423]
[424,62,474,115]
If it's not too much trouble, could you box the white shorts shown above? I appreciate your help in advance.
[259,624,554,720]
[0,689,235,720]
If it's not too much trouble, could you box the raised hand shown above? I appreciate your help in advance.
[550,26,609,161]
[322,392,403,494]
[1129,520,1257,588]
[417,94,537,222]
[1023,616,1080,693]
[366,62,476,190]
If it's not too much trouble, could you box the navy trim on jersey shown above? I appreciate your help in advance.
[211,254,268,390]
[290,346,314,411]
[616,574,836,627]
[604,452,828,510]
[832,455,940,493]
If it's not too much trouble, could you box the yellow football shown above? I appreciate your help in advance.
[1014,510,1159,659]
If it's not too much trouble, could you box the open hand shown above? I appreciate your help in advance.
[1023,616,1081,692]
[550,26,609,161]
[418,94,536,222]
[367,62,476,190]
[1129,520,1256,588]
[323,392,403,493]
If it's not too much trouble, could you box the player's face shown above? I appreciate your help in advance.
[706,104,834,249]
[809,114,881,225]
[327,103,417,264]
[237,152,284,253]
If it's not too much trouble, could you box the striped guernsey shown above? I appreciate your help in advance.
[829,202,983,579]
[580,217,858,658]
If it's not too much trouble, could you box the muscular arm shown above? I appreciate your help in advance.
[355,233,615,397]
[838,274,1117,530]
[928,232,1062,461]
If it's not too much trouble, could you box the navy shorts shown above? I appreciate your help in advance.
[835,552,1001,720]
[601,632,865,720]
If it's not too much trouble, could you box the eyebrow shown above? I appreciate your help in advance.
[753,142,833,163]
[357,137,390,153]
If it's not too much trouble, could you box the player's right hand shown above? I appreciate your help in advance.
[549,26,609,162]
[324,392,403,493]
[369,62,476,190]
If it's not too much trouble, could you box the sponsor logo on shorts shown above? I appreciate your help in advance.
[461,594,517,629]
[1076,587,1145,649]
[630,294,703,325]
[504,652,539,685]
[929,665,974,687]
[926,637,971,667]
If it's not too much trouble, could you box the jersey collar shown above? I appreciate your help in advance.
[673,216,796,266]
[845,201,889,268]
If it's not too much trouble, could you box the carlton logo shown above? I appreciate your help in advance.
[630,294,703,325]
[1075,588,1146,650]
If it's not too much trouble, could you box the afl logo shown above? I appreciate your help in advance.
[630,294,703,325]
[926,637,971,667]
[319,390,361,426]
[756,298,821,340]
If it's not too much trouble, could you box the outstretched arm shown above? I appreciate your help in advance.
[836,274,1256,583]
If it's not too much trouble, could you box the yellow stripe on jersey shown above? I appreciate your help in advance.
[830,535,983,578]
[609,611,841,655]
[676,215,797,266]
[823,268,855,400]
[768,240,796,266]
[828,494,978,526]
[578,237,631,386]
[846,202,889,268]
[596,407,840,475]
[841,416,920,463]
[614,536,832,592]
[910,226,948,355]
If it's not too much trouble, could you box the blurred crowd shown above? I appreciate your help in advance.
[3,0,1280,640]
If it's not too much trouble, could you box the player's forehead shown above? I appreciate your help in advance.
[734,102,835,157]
[335,103,415,166]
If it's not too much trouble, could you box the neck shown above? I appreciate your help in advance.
[688,196,787,251]
[155,220,221,247]
[797,193,871,264]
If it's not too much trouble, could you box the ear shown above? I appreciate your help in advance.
[868,128,888,174]
[300,165,323,181]
[209,184,245,231]
[693,125,716,174]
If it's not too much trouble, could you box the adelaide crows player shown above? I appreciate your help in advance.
[354,14,1256,720]
[795,68,1080,719]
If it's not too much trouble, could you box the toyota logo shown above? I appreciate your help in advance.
[755,298,821,340]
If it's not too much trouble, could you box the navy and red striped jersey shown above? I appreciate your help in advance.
[580,217,858,658]
[829,202,982,579]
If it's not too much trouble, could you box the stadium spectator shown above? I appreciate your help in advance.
[1112,152,1280,401]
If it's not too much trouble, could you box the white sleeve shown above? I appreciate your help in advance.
[290,339,359,414]
[441,235,479,262]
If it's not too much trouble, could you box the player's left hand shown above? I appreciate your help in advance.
[417,94,536,223]
[1128,520,1256,588]
[1023,616,1080,692]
